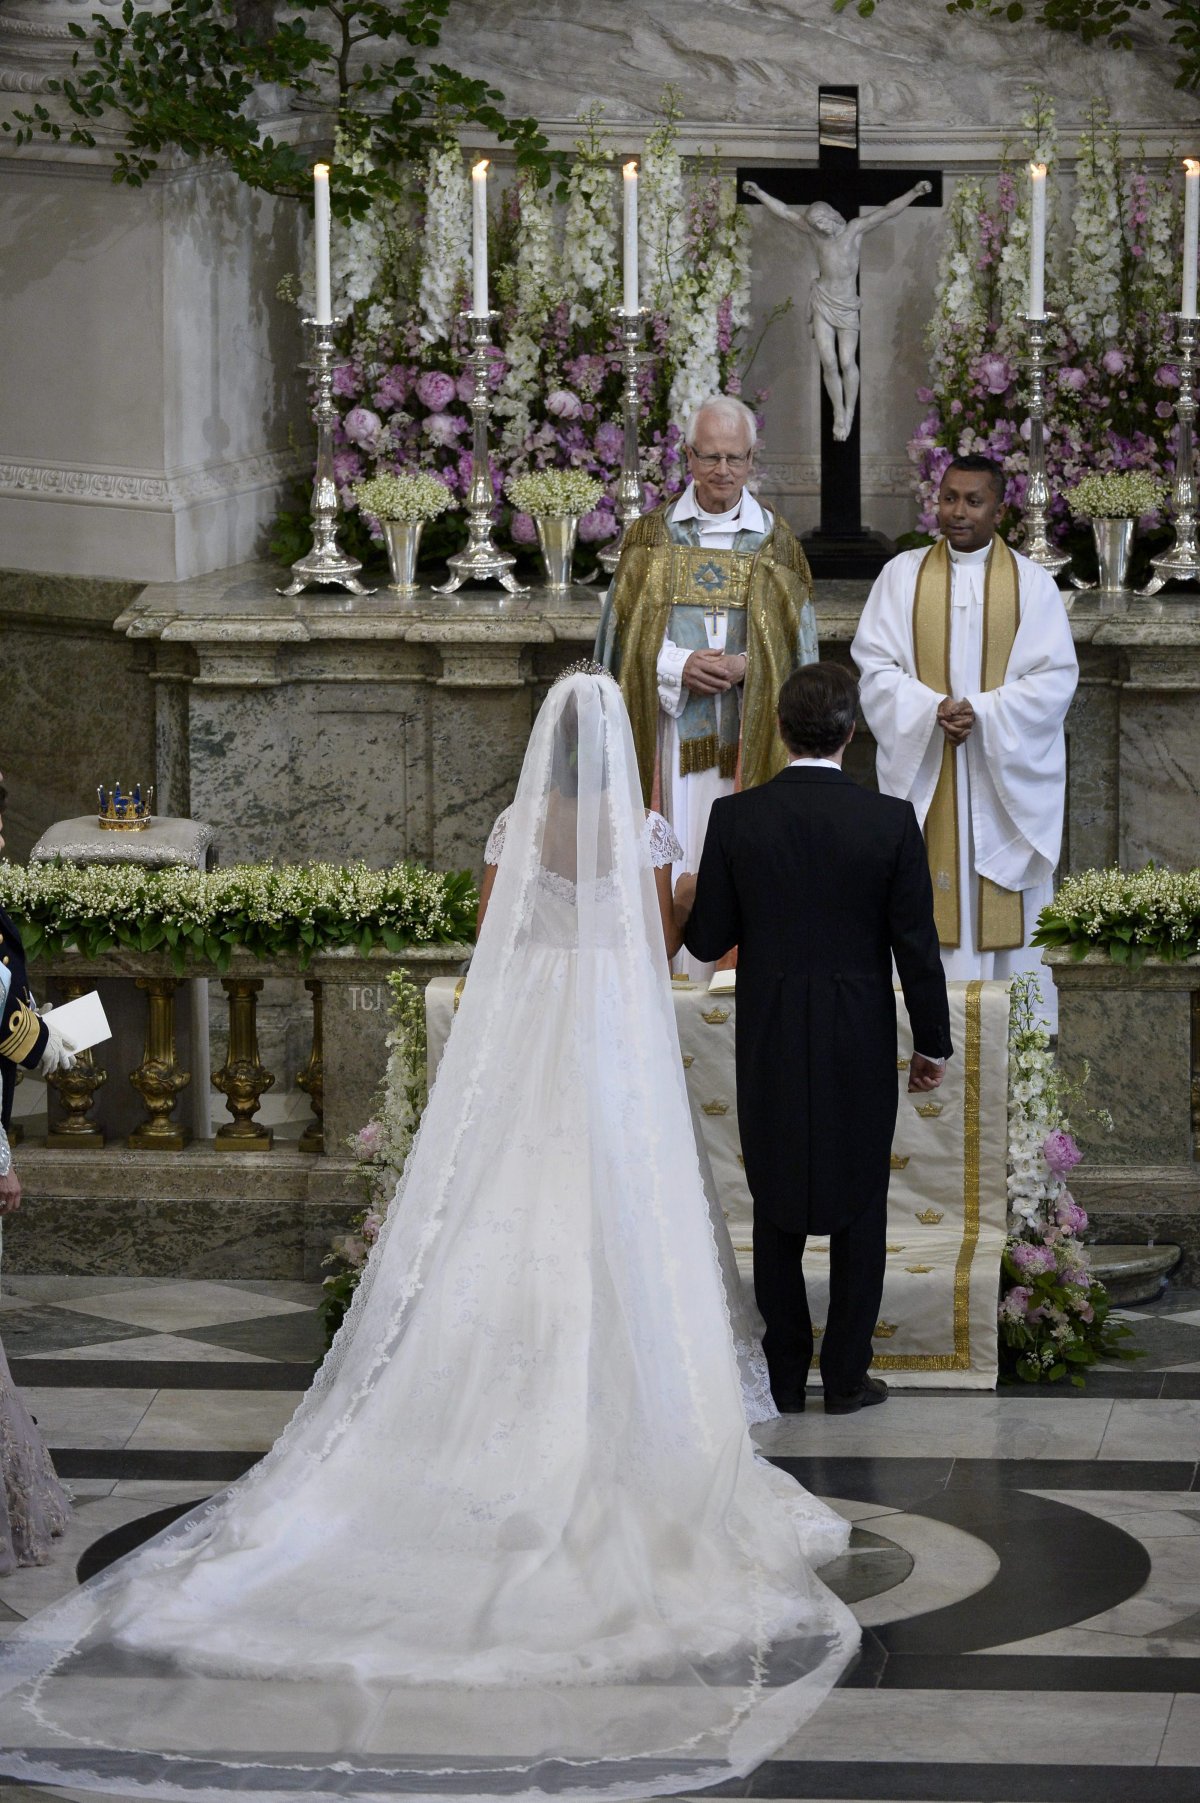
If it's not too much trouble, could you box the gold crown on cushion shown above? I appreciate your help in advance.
[97,782,154,831]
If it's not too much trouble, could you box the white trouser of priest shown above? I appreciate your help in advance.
[852,532,1078,1030]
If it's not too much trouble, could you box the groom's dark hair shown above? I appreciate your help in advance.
[777,662,859,759]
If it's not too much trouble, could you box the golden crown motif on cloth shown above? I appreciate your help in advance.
[701,1007,730,1025]
[873,1321,898,1338]
[701,1099,729,1116]
[905,1264,934,1274]
[890,1153,910,1170]
[97,783,154,831]
[915,1101,943,1118]
[916,1207,944,1224]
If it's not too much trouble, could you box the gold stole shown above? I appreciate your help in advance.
[912,537,1024,953]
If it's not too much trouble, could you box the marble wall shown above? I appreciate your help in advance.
[0,3,307,583]
[0,573,154,861]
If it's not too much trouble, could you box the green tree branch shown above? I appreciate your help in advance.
[3,0,557,209]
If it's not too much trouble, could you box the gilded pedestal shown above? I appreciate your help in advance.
[212,977,275,1150]
[128,977,191,1149]
[45,979,107,1147]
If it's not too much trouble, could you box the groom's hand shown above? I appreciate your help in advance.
[907,1053,946,1093]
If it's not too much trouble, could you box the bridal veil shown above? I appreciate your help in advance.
[0,670,858,1800]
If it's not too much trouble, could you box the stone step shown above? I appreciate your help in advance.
[1091,1243,1182,1306]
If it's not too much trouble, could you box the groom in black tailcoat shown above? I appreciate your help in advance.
[677,662,951,1414]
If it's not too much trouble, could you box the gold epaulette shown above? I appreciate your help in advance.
[620,507,672,550]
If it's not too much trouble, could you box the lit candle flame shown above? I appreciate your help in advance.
[473,159,489,176]
[313,162,329,178]
[1030,162,1047,179]
[1187,158,1200,176]
[623,160,638,178]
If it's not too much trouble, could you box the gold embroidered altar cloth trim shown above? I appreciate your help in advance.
[424,977,1011,1389]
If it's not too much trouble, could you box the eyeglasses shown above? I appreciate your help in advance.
[687,451,751,470]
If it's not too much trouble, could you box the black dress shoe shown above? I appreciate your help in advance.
[771,1389,807,1414]
[823,1375,889,1415]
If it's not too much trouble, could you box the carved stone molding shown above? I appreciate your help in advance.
[0,1,165,98]
[757,455,915,498]
[0,448,306,510]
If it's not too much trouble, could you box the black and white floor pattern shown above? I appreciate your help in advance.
[3,1276,1200,1803]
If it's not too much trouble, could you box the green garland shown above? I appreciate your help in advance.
[1033,865,1200,967]
[0,859,476,972]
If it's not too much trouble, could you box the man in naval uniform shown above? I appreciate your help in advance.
[0,779,76,1214]
[596,393,817,978]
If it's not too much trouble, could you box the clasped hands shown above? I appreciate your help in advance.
[682,650,746,696]
[937,696,974,747]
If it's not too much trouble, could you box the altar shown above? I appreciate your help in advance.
[426,975,1012,1389]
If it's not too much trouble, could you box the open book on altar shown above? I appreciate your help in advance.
[708,968,736,995]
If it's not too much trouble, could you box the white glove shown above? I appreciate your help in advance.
[38,1018,78,1076]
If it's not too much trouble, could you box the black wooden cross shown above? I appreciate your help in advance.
[739,87,942,579]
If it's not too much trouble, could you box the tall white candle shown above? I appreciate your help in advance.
[472,159,490,317]
[623,160,639,315]
[1028,162,1047,319]
[313,163,332,325]
[1183,158,1199,318]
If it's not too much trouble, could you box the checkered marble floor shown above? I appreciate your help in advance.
[2,1280,1200,1803]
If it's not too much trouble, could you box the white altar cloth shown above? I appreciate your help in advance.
[425,977,1011,1389]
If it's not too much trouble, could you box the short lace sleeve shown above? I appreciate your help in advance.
[484,807,510,866]
[645,811,683,869]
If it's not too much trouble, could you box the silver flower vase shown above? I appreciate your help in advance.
[383,520,424,596]
[534,513,580,591]
[1090,516,1135,593]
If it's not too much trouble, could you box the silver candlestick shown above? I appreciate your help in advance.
[1139,312,1200,597]
[435,311,527,597]
[1019,313,1071,581]
[279,317,374,598]
[598,307,650,577]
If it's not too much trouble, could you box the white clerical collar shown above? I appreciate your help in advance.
[945,538,993,566]
[789,757,843,770]
[671,480,766,535]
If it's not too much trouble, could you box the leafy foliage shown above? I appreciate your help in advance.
[321,968,429,1343]
[4,1,556,207]
[1034,864,1200,965]
[999,1240,1138,1384]
[831,0,1200,92]
[0,857,476,972]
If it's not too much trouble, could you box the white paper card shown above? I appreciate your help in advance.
[42,990,111,1054]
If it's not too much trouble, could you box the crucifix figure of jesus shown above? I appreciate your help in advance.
[743,176,932,441]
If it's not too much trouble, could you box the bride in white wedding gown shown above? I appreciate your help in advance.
[0,668,858,1801]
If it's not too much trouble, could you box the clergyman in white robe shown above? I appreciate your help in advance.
[851,537,1078,1026]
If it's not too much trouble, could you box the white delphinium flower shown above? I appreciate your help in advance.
[1132,158,1179,321]
[1065,103,1123,352]
[927,177,987,380]
[669,302,720,438]
[495,174,560,461]
[640,106,686,312]
[418,142,471,345]
[562,113,617,328]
